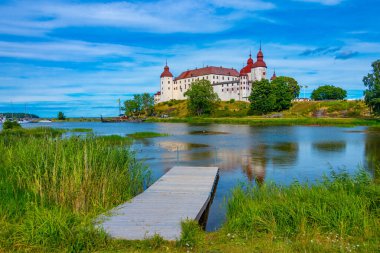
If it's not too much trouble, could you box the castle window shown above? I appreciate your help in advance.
[162,81,163,84]
[168,81,170,84]
[222,84,224,87]
[213,76,215,79]
[222,77,224,80]
[227,88,229,91]
[222,89,224,92]
[228,77,230,80]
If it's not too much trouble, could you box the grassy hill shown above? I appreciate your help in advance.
[154,100,370,118]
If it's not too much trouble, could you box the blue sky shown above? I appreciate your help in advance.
[0,0,379,117]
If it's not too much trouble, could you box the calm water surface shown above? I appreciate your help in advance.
[22,122,380,231]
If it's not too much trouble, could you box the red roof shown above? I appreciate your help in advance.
[240,54,255,76]
[270,70,277,81]
[253,49,267,68]
[154,91,161,95]
[175,66,239,80]
[160,65,173,78]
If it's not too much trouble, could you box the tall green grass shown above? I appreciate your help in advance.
[224,170,380,251]
[0,128,150,252]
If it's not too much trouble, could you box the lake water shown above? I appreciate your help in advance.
[15,122,380,230]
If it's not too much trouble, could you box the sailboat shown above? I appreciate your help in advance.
[17,104,31,124]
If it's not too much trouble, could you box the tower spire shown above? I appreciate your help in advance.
[260,40,262,50]
[165,59,167,66]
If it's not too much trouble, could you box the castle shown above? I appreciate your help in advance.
[154,48,276,104]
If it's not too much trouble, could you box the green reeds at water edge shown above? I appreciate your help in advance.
[0,128,150,252]
[224,169,380,251]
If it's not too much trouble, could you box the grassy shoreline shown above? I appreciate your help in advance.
[1,127,379,252]
[147,116,380,127]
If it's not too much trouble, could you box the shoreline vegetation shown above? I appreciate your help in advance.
[149,100,380,127]
[0,127,379,252]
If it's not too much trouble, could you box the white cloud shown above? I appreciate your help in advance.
[0,0,276,36]
[0,40,136,61]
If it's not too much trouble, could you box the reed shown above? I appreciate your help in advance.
[0,128,150,251]
[224,169,380,251]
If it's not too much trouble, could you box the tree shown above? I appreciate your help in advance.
[363,60,380,115]
[57,111,66,120]
[249,79,277,115]
[123,93,154,117]
[3,120,21,130]
[249,76,300,115]
[311,85,347,100]
[141,93,154,115]
[271,76,300,111]
[273,76,300,99]
[184,79,219,116]
[124,100,139,117]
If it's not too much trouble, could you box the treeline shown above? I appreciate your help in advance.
[123,93,154,117]
[0,113,39,118]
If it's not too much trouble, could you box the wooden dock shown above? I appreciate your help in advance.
[98,166,219,240]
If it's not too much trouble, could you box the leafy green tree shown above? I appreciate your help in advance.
[3,120,21,130]
[249,76,300,115]
[311,85,347,100]
[141,93,154,115]
[249,79,277,115]
[273,76,300,99]
[363,60,380,115]
[272,76,300,111]
[124,100,139,117]
[184,79,219,116]
[57,111,66,120]
[133,94,143,114]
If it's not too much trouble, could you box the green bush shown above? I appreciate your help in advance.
[311,85,347,100]
[2,120,21,130]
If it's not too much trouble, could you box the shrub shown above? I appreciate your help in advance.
[2,120,21,130]
[311,85,347,100]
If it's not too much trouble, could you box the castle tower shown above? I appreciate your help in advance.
[270,69,277,81]
[252,46,267,81]
[160,62,174,102]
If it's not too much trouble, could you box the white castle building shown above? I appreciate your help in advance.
[154,48,276,104]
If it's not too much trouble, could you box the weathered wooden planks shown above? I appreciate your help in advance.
[98,166,219,240]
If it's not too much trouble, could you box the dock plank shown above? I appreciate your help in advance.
[98,166,219,240]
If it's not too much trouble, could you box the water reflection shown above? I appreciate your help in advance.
[365,128,380,179]
[189,130,229,135]
[313,141,346,153]
[36,122,379,231]
[157,141,209,151]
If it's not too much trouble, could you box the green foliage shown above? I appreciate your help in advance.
[311,85,347,100]
[124,99,139,116]
[363,60,380,115]
[225,170,379,244]
[229,99,235,103]
[2,120,21,130]
[0,113,39,119]
[184,79,220,116]
[249,76,300,115]
[124,93,154,117]
[273,76,300,99]
[0,128,150,251]
[57,111,66,120]
[177,219,205,248]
